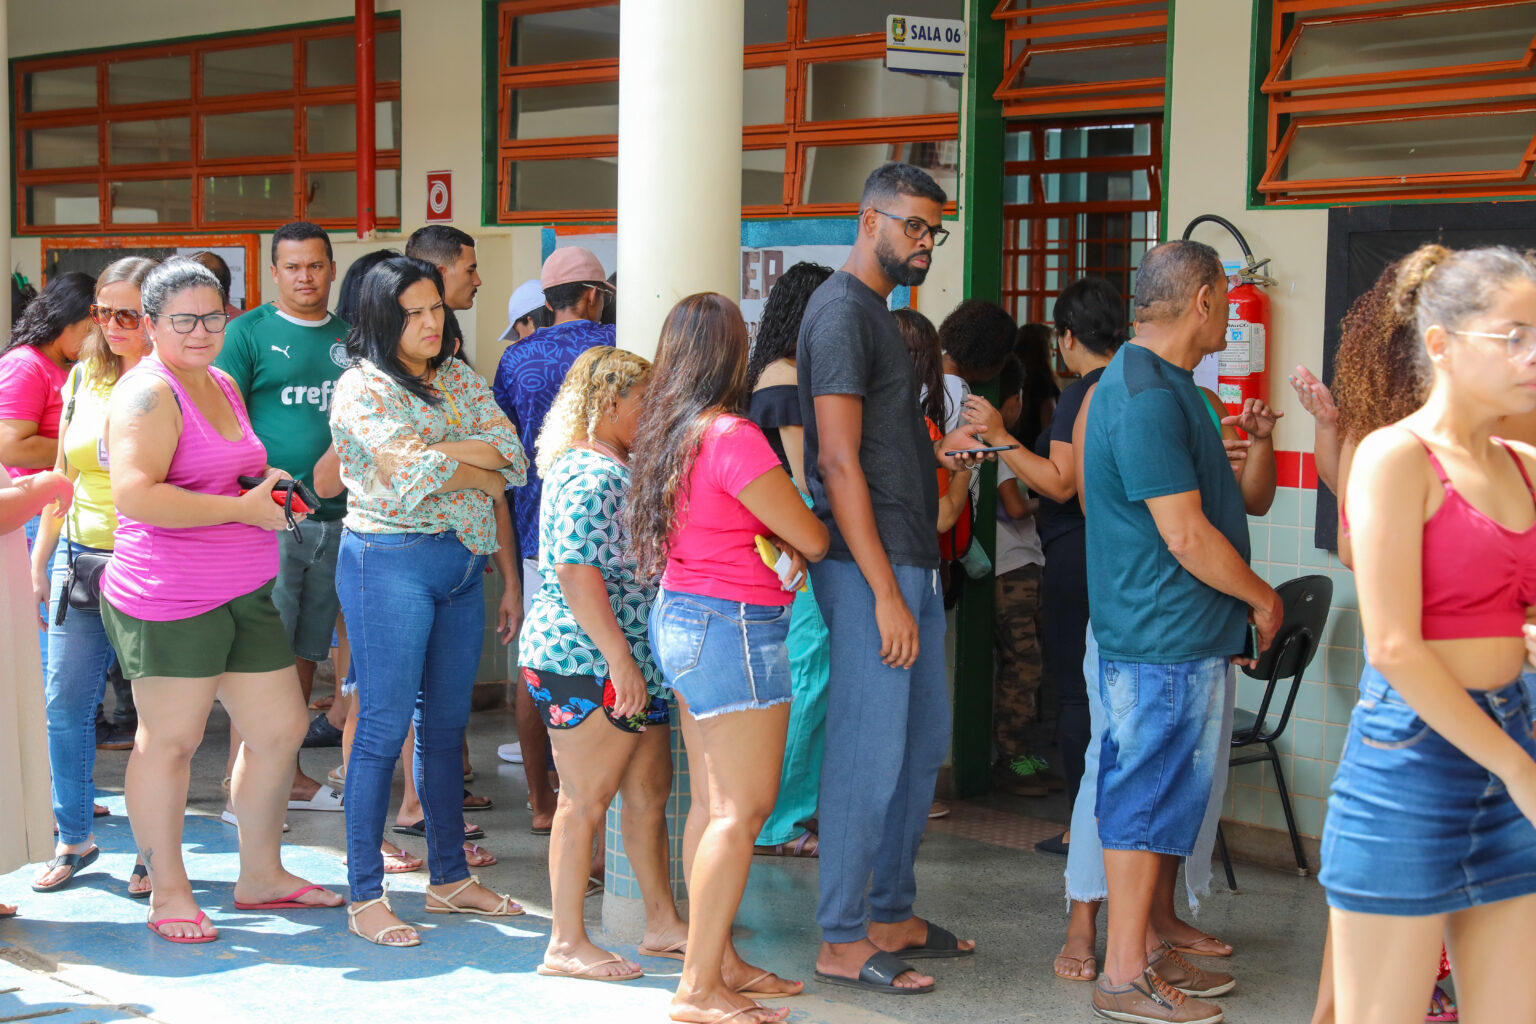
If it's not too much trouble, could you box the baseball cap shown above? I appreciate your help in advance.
[499,279,546,342]
[540,246,614,292]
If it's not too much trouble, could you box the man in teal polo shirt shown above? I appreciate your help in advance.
[215,220,350,814]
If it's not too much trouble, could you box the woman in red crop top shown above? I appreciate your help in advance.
[1319,244,1536,1023]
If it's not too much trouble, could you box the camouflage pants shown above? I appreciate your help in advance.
[994,563,1044,762]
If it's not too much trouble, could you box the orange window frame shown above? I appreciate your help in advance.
[13,17,403,235]
[990,0,1167,119]
[1257,0,1536,204]
[493,0,960,223]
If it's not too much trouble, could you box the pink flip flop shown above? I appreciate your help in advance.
[233,884,334,911]
[146,910,217,944]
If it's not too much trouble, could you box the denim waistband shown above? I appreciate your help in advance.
[656,587,783,619]
[1361,669,1529,728]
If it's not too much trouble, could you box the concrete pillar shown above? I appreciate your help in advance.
[0,0,11,334]
[614,0,744,359]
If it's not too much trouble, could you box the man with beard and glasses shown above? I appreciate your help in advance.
[797,162,990,996]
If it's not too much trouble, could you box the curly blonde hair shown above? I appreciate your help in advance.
[535,346,652,477]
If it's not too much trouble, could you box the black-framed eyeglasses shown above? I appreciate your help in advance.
[151,311,229,334]
[872,209,950,247]
[1450,325,1536,362]
[90,304,143,329]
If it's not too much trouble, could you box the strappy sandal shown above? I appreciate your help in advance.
[424,875,524,916]
[753,831,817,858]
[347,895,420,947]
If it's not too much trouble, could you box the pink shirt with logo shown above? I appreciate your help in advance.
[101,359,279,621]
[662,414,793,607]
[0,345,69,478]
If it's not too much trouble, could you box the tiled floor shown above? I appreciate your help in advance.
[0,702,1330,1024]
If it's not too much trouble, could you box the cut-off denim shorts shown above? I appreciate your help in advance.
[1320,664,1536,916]
[650,588,792,719]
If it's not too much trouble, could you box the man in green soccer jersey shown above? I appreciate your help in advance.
[215,221,350,814]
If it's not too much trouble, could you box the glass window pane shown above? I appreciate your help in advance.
[804,59,959,121]
[509,82,619,140]
[305,27,402,87]
[26,182,99,226]
[203,173,294,222]
[511,7,619,65]
[509,157,617,212]
[203,109,295,159]
[305,168,400,220]
[743,149,785,206]
[806,0,960,40]
[743,65,785,125]
[111,178,192,224]
[307,101,401,154]
[26,125,98,170]
[202,44,293,97]
[745,0,787,45]
[1283,109,1536,184]
[23,66,97,112]
[802,139,957,204]
[1007,40,1165,93]
[107,56,190,105]
[109,118,191,165]
[1285,5,1529,85]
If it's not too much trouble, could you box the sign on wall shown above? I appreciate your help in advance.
[426,170,453,223]
[886,15,966,77]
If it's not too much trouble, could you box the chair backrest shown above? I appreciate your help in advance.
[1236,574,1334,745]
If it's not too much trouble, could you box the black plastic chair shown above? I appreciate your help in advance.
[1216,573,1333,891]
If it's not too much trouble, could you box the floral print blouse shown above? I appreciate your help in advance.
[330,358,527,555]
[517,446,663,693]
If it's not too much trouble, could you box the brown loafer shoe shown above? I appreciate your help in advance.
[1148,943,1235,998]
[1092,967,1223,1023]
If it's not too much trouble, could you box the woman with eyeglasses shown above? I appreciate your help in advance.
[330,256,528,948]
[26,258,157,899]
[101,257,343,944]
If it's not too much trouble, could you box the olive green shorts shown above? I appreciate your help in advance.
[101,579,295,680]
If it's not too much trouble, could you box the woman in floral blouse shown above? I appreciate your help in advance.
[518,346,689,983]
[330,256,527,948]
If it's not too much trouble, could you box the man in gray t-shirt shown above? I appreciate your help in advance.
[798,162,989,996]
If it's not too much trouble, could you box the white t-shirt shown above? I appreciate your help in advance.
[996,462,1044,575]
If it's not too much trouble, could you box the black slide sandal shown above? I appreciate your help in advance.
[895,922,974,960]
[814,951,934,995]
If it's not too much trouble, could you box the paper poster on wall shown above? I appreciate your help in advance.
[739,245,850,338]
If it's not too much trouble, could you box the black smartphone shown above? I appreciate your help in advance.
[1241,622,1260,661]
[943,444,1020,456]
[237,474,319,513]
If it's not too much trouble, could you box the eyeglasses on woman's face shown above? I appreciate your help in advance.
[151,311,229,335]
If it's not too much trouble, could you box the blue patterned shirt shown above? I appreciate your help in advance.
[492,319,615,560]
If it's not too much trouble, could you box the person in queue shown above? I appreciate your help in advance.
[28,257,157,898]
[744,260,834,859]
[631,292,829,1024]
[329,256,528,948]
[518,346,689,982]
[1319,246,1536,1023]
[100,257,343,943]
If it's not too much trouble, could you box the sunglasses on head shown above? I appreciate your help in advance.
[90,304,143,330]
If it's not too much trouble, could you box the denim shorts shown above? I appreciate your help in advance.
[1095,655,1227,856]
[650,588,792,720]
[1320,666,1536,916]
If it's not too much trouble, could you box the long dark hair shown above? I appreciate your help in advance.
[746,261,833,389]
[627,292,750,577]
[337,248,401,328]
[347,256,450,406]
[3,271,95,354]
[894,307,946,427]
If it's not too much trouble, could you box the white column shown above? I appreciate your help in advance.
[0,0,11,335]
[615,0,744,358]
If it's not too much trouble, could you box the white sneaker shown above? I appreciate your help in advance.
[221,810,289,833]
[497,742,523,764]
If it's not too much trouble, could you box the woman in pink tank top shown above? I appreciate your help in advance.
[100,258,342,944]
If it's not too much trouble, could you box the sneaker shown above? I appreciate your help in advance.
[1149,943,1236,998]
[1092,968,1223,1023]
[995,755,1050,797]
[301,713,343,749]
[497,742,523,764]
[95,723,135,751]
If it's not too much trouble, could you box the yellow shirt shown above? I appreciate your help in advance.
[59,365,117,550]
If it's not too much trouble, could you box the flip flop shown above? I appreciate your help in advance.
[146,910,217,944]
[1169,935,1234,958]
[463,789,492,810]
[463,843,498,867]
[754,831,817,857]
[0,905,15,919]
[233,884,337,911]
[638,940,687,961]
[1053,950,1097,982]
[382,849,423,874]
[585,875,603,899]
[94,804,110,817]
[287,786,344,812]
[738,971,804,1000]
[127,863,152,900]
[666,1007,788,1024]
[892,922,974,960]
[814,950,934,995]
[31,846,99,892]
[536,953,643,982]
[530,825,552,837]
[393,820,486,841]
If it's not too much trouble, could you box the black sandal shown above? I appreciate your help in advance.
[392,820,486,841]
[814,950,933,995]
[894,922,974,960]
[30,846,99,893]
[127,863,152,900]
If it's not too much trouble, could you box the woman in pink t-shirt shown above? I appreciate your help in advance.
[629,293,829,1024]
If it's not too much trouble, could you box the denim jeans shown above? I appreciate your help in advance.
[1066,625,1233,909]
[44,539,117,845]
[337,529,486,901]
[811,558,949,943]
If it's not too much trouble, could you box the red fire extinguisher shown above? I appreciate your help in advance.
[1181,214,1277,423]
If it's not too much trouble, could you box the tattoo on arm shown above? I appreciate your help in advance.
[124,383,162,419]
